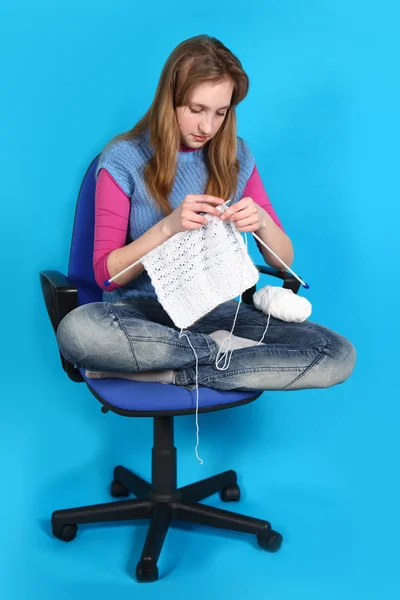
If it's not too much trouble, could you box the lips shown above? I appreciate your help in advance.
[192,135,207,141]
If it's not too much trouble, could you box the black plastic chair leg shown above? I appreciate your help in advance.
[52,498,153,530]
[179,469,237,502]
[173,500,270,536]
[136,504,172,582]
[114,465,151,498]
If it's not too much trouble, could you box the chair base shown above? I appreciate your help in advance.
[51,417,282,582]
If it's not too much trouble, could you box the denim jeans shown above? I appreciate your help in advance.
[56,298,356,392]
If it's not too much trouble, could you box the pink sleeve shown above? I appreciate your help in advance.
[243,165,284,231]
[93,168,130,291]
[242,165,285,258]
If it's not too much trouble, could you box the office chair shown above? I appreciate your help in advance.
[40,155,301,583]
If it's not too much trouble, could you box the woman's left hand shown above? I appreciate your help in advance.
[221,197,265,232]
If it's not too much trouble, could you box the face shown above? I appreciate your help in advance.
[176,78,233,148]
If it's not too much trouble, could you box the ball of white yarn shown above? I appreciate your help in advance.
[253,285,312,323]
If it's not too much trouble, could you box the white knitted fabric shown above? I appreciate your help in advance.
[141,210,259,328]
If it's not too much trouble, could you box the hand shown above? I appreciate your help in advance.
[221,197,265,232]
[162,194,225,237]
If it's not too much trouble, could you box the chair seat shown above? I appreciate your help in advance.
[81,369,260,416]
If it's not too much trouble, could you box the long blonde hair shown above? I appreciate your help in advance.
[107,34,249,214]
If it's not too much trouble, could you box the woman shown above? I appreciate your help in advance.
[57,34,356,391]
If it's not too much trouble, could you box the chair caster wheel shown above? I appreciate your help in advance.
[220,483,241,502]
[257,529,283,552]
[110,479,130,498]
[136,561,159,583]
[52,523,78,542]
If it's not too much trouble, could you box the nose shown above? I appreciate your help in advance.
[199,114,213,136]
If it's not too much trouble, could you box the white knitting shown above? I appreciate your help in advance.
[141,210,259,328]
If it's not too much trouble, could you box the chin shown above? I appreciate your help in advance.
[192,138,209,146]
[182,135,210,148]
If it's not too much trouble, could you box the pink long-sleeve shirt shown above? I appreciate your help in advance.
[94,146,284,291]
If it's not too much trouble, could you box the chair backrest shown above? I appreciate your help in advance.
[68,156,103,306]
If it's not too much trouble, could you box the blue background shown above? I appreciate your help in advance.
[1,0,399,598]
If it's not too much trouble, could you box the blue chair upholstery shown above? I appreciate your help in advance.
[40,154,301,582]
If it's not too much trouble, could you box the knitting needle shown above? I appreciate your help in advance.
[222,204,310,289]
[104,203,233,286]
[104,204,232,286]
[104,206,309,289]
[104,257,143,286]
[251,231,309,288]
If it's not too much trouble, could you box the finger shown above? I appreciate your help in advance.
[182,212,208,225]
[240,196,254,207]
[224,203,240,214]
[226,197,249,213]
[187,202,223,217]
[189,194,225,205]
[182,216,207,229]
[236,225,259,232]
[234,216,260,229]
[222,208,254,222]
[220,206,238,219]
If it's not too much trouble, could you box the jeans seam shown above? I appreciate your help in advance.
[128,335,217,354]
[176,364,306,387]
[281,337,356,391]
[177,344,328,388]
[106,304,140,371]
[280,349,326,390]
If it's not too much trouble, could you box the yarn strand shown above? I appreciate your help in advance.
[214,231,248,371]
[178,329,203,465]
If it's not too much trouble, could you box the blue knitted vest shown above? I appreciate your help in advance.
[95,129,255,302]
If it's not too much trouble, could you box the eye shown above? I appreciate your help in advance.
[217,112,226,118]
[190,108,202,114]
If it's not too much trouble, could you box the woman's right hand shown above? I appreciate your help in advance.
[162,194,226,237]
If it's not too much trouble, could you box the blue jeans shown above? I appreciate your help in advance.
[56,298,356,392]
